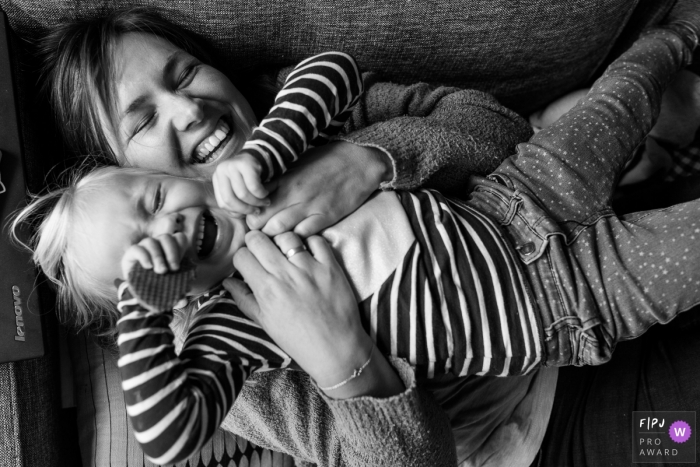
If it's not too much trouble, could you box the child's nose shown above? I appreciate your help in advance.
[152,212,185,236]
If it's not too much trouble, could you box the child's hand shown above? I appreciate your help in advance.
[120,233,189,279]
[213,152,270,216]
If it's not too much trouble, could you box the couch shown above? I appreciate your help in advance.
[0,1,690,466]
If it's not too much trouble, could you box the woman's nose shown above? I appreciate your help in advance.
[167,94,204,131]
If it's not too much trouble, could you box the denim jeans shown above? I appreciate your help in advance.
[466,28,700,369]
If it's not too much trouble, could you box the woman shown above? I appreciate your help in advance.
[40,8,536,466]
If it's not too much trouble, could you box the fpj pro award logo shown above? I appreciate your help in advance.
[634,411,695,463]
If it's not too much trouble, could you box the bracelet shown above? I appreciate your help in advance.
[317,344,375,392]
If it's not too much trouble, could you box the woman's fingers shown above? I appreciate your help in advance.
[293,213,330,238]
[232,241,272,285]
[222,278,261,325]
[238,230,292,274]
[259,205,308,237]
[273,231,313,264]
[305,235,335,265]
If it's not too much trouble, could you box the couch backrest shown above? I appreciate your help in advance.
[0,0,673,114]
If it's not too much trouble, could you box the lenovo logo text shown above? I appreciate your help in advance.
[12,286,25,342]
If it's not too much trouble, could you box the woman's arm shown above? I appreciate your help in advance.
[341,74,533,193]
[248,74,532,237]
[224,231,457,466]
[224,357,457,467]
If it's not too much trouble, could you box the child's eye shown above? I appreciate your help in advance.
[153,185,163,213]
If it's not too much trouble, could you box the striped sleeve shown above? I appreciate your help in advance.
[115,281,291,465]
[242,51,364,181]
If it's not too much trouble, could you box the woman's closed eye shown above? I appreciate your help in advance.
[177,63,200,89]
[129,63,199,138]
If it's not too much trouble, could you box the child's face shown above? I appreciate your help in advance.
[76,172,248,296]
[106,32,258,178]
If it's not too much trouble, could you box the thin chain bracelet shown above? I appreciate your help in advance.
[318,344,375,392]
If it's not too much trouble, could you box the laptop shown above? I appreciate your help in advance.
[0,11,46,363]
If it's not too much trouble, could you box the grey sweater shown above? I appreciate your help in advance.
[220,76,533,467]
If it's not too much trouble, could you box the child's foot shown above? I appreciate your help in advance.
[530,71,700,186]
[620,70,700,186]
[618,136,674,186]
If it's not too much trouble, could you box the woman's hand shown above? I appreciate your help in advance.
[224,231,404,399]
[245,142,393,237]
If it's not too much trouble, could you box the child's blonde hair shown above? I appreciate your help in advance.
[10,165,160,340]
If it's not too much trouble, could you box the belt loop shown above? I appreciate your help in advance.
[502,191,523,225]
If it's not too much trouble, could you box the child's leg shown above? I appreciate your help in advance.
[533,199,700,366]
[471,25,700,367]
[493,27,697,240]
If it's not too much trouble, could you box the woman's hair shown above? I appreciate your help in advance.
[39,8,213,161]
[10,165,153,341]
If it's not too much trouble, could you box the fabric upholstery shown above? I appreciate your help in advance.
[67,330,295,467]
[0,0,675,114]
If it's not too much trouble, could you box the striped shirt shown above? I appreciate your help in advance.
[116,189,542,463]
[242,51,363,181]
[364,189,542,379]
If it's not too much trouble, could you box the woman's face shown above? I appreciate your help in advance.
[108,32,257,178]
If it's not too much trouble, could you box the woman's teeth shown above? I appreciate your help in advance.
[194,119,230,163]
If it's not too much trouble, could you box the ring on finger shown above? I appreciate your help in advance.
[285,245,307,259]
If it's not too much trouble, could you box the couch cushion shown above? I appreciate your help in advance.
[0,0,674,114]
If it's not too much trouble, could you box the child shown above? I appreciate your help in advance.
[14,21,700,466]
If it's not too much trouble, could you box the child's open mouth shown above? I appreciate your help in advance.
[196,210,218,259]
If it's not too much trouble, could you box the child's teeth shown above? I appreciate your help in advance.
[197,217,205,252]
[214,129,227,140]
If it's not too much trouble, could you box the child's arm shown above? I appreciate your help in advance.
[115,237,291,464]
[116,283,291,465]
[244,51,363,181]
[213,51,363,214]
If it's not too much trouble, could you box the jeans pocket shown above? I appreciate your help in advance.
[578,324,614,366]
